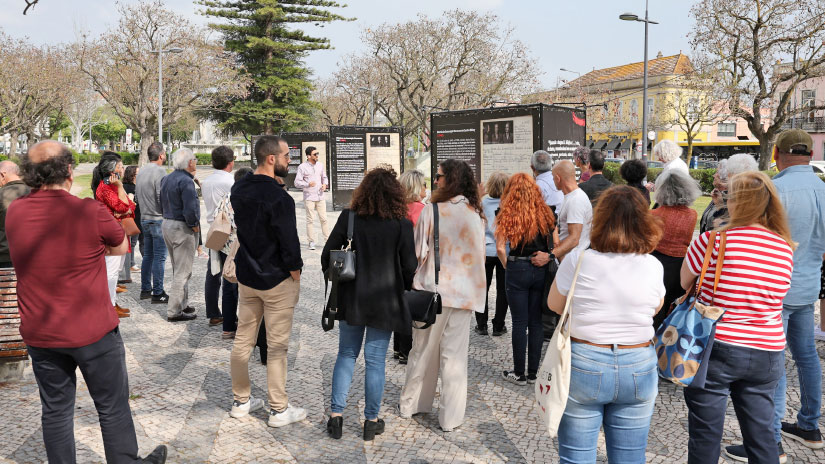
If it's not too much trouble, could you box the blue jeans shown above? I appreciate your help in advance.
[685,342,783,464]
[558,342,658,464]
[140,220,166,295]
[773,303,822,440]
[330,321,392,420]
[204,252,238,326]
[505,260,546,376]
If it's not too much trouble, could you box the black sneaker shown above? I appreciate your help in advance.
[724,442,787,463]
[140,291,152,300]
[781,421,824,449]
[474,325,488,335]
[502,370,527,386]
[142,444,168,464]
[151,292,169,304]
[393,351,400,359]
[492,326,507,336]
[183,306,196,314]
[167,313,197,322]
[398,353,408,365]
[526,373,537,384]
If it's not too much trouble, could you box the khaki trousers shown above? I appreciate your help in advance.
[230,278,300,412]
[399,306,472,431]
[304,199,329,243]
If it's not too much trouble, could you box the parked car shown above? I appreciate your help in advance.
[810,160,825,174]
[697,160,718,169]
[604,157,624,164]
[646,161,663,168]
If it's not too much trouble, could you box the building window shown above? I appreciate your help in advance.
[717,122,736,137]
[630,99,639,122]
[647,97,654,119]
[802,89,815,123]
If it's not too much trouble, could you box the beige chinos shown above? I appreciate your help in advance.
[304,199,329,244]
[230,278,300,412]
[399,306,472,431]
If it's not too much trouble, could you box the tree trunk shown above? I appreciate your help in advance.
[758,138,774,170]
[9,132,19,159]
[686,138,695,169]
[138,131,154,166]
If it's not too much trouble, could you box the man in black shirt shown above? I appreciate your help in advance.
[228,135,306,428]
[578,149,614,207]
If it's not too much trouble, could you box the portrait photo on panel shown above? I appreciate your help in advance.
[482,120,514,144]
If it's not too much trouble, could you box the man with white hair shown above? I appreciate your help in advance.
[654,139,689,175]
[698,153,758,233]
[160,148,200,322]
[0,160,30,268]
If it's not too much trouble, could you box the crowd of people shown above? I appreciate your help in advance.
[0,127,823,462]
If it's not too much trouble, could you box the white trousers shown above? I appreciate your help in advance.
[304,199,329,244]
[399,306,472,431]
[105,255,125,306]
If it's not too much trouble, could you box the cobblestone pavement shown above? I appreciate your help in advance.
[1,174,824,463]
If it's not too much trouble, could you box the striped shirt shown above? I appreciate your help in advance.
[685,227,793,351]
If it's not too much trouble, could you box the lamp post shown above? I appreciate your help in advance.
[620,1,658,160]
[559,68,581,77]
[150,42,183,155]
[358,87,377,126]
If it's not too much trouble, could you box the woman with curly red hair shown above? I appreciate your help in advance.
[495,173,556,385]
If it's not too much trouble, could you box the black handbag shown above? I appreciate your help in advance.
[404,203,442,330]
[322,211,356,332]
[541,232,560,326]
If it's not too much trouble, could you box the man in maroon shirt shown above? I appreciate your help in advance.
[6,141,167,464]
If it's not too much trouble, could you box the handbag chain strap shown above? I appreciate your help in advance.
[433,203,440,291]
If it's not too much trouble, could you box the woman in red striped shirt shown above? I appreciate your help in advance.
[680,171,795,464]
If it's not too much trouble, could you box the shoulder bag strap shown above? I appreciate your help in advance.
[694,230,717,299]
[432,203,440,288]
[346,209,354,250]
[709,232,727,305]
[558,251,586,337]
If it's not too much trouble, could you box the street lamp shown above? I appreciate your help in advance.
[150,43,183,155]
[358,87,377,126]
[620,1,658,160]
[560,68,581,77]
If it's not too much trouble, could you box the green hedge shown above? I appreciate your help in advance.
[195,153,212,165]
[0,155,7,162]
[602,163,714,193]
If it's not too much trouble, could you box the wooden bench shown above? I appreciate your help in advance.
[0,268,26,362]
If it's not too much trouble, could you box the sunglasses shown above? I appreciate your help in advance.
[435,173,444,180]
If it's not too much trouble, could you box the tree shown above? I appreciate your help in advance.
[692,0,825,169]
[662,63,726,166]
[78,0,246,164]
[0,33,69,156]
[198,0,351,137]
[335,10,540,151]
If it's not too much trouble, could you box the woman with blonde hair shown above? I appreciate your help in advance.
[393,169,428,364]
[495,173,556,385]
[547,185,665,462]
[478,172,509,336]
[682,171,795,463]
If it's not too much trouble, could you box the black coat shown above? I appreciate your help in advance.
[579,173,614,206]
[321,210,417,334]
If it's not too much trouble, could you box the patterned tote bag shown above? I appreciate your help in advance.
[654,231,727,388]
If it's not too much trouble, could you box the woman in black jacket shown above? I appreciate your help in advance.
[321,167,417,441]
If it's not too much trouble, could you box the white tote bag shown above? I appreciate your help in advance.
[534,252,584,437]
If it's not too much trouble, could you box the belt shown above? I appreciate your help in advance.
[570,337,653,349]
[507,256,533,262]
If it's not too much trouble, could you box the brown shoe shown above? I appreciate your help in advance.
[209,317,223,326]
[114,304,130,318]
[116,286,128,294]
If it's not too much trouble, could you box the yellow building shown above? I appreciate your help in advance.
[528,53,707,158]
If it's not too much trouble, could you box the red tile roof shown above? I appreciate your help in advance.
[569,53,694,87]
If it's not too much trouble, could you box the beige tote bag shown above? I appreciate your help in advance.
[534,252,584,437]
[205,210,231,251]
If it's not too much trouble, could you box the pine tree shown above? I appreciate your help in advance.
[198,0,350,136]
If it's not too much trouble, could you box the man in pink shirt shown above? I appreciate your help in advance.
[293,146,329,250]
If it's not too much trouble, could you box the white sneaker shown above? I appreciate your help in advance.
[815,327,825,342]
[308,242,316,250]
[230,397,264,418]
[267,403,307,427]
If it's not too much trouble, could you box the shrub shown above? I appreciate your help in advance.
[195,153,212,165]
[602,163,713,192]
[0,154,7,162]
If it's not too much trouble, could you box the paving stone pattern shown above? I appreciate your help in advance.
[1,172,824,463]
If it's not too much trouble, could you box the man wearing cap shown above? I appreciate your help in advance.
[726,129,825,461]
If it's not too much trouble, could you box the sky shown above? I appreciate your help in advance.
[0,0,694,90]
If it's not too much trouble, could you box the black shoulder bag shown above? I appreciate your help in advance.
[322,211,356,332]
[404,203,442,329]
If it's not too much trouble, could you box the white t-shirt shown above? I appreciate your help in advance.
[201,170,234,224]
[558,188,592,252]
[555,248,665,344]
